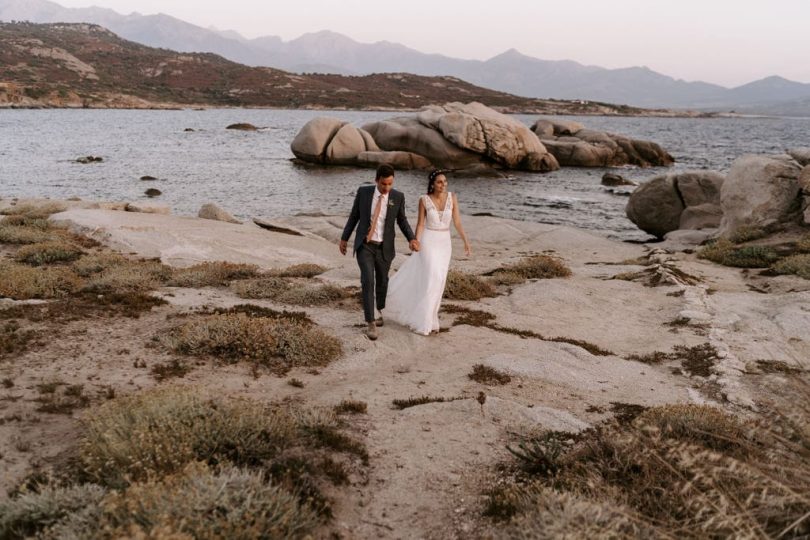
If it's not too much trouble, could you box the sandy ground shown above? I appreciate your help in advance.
[1,201,808,538]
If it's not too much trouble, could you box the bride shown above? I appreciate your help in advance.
[384,169,472,335]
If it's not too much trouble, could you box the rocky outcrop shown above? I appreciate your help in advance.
[800,166,810,225]
[531,119,674,168]
[718,155,803,236]
[625,171,724,238]
[290,117,382,167]
[787,147,810,167]
[198,203,241,224]
[601,173,637,187]
[291,102,559,173]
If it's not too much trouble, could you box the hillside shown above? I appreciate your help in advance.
[0,22,696,115]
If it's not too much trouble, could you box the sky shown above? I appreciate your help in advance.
[55,0,810,87]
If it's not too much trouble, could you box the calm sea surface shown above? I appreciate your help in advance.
[1,109,808,241]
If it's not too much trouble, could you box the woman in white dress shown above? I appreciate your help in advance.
[384,170,472,335]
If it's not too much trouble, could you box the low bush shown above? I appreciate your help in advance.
[82,259,171,293]
[163,313,341,372]
[698,239,780,268]
[79,387,297,487]
[0,225,52,244]
[0,261,83,299]
[275,283,352,306]
[167,261,259,287]
[796,233,810,254]
[728,226,767,244]
[1,321,39,359]
[71,253,129,277]
[485,399,810,538]
[0,483,107,539]
[333,400,368,415]
[443,270,497,300]
[0,214,50,229]
[269,263,327,278]
[773,253,810,279]
[230,276,291,299]
[14,241,84,266]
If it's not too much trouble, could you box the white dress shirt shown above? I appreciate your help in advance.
[370,187,389,243]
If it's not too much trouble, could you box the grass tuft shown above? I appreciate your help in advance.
[490,255,572,283]
[443,270,497,300]
[772,254,810,279]
[269,263,328,278]
[469,364,512,385]
[0,261,82,299]
[333,400,368,415]
[392,395,463,410]
[698,239,780,268]
[151,358,192,381]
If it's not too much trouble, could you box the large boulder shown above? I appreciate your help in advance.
[531,119,673,168]
[362,117,479,169]
[426,102,558,171]
[787,147,810,167]
[718,155,803,236]
[626,171,724,238]
[801,166,810,225]
[325,124,367,165]
[290,117,346,163]
[356,151,432,170]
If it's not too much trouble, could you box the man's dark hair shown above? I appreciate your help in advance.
[375,164,395,181]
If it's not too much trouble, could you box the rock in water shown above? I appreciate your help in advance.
[144,188,162,197]
[626,171,724,238]
[290,117,347,163]
[76,155,103,163]
[226,123,258,131]
[198,203,242,224]
[602,173,637,187]
[140,175,158,181]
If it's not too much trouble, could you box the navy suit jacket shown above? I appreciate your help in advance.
[341,185,415,262]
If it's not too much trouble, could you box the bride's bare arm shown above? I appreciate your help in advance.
[451,193,472,256]
[415,197,426,242]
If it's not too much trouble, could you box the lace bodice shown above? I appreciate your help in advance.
[423,193,453,230]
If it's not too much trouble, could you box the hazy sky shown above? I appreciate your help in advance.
[56,0,810,87]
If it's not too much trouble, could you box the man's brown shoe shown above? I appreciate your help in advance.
[365,321,378,341]
[375,316,384,327]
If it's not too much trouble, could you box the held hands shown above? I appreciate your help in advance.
[339,240,348,256]
[409,239,420,252]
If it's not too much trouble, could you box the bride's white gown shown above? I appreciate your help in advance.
[385,193,453,335]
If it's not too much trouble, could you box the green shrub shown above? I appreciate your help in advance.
[773,254,810,279]
[167,261,259,287]
[0,262,82,299]
[444,270,497,300]
[14,241,84,266]
[79,387,297,487]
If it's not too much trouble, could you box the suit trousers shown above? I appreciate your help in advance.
[356,242,391,323]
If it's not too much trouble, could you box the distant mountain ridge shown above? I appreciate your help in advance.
[2,0,810,114]
[0,21,675,115]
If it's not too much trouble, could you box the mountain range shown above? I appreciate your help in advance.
[2,0,810,115]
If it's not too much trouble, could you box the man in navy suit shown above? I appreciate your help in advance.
[340,164,419,340]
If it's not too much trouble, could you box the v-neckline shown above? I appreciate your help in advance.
[427,193,449,214]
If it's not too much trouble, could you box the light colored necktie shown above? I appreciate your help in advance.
[366,194,384,242]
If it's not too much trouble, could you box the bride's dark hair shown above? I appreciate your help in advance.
[427,169,446,194]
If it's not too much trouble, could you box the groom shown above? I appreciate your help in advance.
[339,164,419,340]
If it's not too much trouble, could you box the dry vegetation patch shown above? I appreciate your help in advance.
[699,238,781,268]
[1,387,364,538]
[167,261,259,287]
[14,241,84,266]
[468,364,512,385]
[773,253,810,279]
[392,395,464,409]
[162,311,341,373]
[443,270,497,300]
[81,259,172,293]
[488,254,572,284]
[333,400,368,415]
[0,261,83,299]
[0,320,42,359]
[268,263,327,278]
[484,399,810,538]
